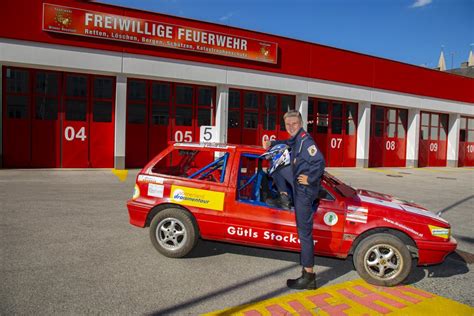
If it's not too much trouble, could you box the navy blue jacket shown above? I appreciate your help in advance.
[272,128,326,199]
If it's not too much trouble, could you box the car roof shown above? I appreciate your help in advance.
[172,142,265,152]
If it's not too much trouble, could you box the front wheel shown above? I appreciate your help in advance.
[353,233,412,286]
[149,208,198,258]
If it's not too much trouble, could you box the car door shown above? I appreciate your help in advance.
[224,151,301,251]
[312,184,346,256]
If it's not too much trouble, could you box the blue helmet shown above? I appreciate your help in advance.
[261,144,291,175]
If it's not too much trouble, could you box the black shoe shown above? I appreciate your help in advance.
[287,269,317,290]
[266,194,291,209]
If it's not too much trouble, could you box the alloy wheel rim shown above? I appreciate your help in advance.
[156,217,187,250]
[364,243,403,280]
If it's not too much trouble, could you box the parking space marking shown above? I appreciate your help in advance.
[112,169,128,182]
[204,279,473,315]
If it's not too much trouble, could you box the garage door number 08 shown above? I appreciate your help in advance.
[429,143,438,152]
[64,126,87,141]
[385,140,396,151]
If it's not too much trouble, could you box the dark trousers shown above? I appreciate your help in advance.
[294,186,318,267]
[272,165,294,194]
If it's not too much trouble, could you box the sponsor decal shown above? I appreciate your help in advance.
[226,226,317,245]
[401,205,448,223]
[307,145,317,157]
[42,4,278,64]
[346,206,368,223]
[358,195,448,223]
[137,175,164,184]
[147,183,164,198]
[429,225,450,239]
[132,184,140,200]
[170,185,225,211]
[359,195,403,210]
[383,218,424,238]
[323,212,338,226]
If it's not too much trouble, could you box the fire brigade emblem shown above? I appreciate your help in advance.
[260,46,269,57]
[308,145,317,156]
[55,10,72,27]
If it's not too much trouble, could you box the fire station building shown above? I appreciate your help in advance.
[1,1,473,169]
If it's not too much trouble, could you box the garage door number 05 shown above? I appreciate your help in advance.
[175,131,193,142]
[64,126,87,141]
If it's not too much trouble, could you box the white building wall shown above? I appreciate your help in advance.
[0,62,2,168]
[296,94,309,130]
[114,74,127,169]
[406,109,421,167]
[447,114,461,167]
[215,85,229,143]
[356,103,371,168]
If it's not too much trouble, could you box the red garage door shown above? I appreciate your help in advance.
[125,79,215,168]
[308,98,357,167]
[418,112,448,167]
[227,88,295,146]
[369,105,407,167]
[458,116,474,167]
[2,66,115,168]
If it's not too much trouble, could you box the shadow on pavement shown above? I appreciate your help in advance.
[151,241,470,315]
[404,251,470,284]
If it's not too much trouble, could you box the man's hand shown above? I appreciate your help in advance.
[262,140,271,149]
[297,174,309,185]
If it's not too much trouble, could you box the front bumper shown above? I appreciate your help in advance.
[127,199,151,228]
[416,236,457,265]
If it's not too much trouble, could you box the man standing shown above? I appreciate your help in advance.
[263,110,325,290]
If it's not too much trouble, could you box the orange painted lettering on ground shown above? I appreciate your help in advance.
[337,285,406,314]
[287,300,312,316]
[306,292,351,316]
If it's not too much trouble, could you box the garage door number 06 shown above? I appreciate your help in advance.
[64,126,87,142]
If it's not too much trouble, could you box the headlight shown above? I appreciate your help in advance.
[428,225,450,239]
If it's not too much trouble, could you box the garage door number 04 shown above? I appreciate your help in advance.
[64,126,87,141]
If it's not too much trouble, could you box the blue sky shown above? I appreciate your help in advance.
[97,0,473,69]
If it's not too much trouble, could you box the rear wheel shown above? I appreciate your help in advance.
[353,233,412,286]
[149,208,198,258]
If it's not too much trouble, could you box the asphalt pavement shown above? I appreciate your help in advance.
[0,167,472,315]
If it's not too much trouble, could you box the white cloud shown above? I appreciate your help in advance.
[219,12,235,22]
[410,0,432,8]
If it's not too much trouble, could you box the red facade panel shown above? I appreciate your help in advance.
[0,0,473,104]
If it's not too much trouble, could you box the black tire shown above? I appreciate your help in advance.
[353,233,412,286]
[149,208,198,258]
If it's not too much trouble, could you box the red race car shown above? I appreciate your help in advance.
[127,143,456,286]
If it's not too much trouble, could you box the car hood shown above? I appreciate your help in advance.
[356,189,448,225]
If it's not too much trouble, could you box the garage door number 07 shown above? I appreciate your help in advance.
[64,126,87,141]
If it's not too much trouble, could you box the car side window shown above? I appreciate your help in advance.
[319,187,336,201]
[151,148,229,183]
[237,154,270,203]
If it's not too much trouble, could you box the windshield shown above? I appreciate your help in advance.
[323,172,357,198]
